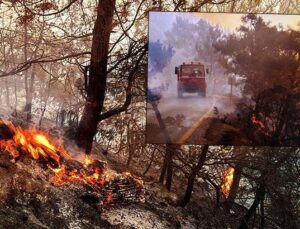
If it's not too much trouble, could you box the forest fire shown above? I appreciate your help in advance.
[251,114,271,138]
[251,114,265,129]
[0,119,144,206]
[0,121,71,164]
[221,167,235,198]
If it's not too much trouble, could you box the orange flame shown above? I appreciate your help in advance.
[0,120,71,163]
[251,114,265,129]
[221,167,235,198]
[251,114,272,137]
[0,120,144,207]
[0,120,115,192]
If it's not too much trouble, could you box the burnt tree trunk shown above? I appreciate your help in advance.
[150,101,171,143]
[24,66,35,121]
[24,18,44,121]
[228,164,242,198]
[143,147,157,175]
[150,100,174,190]
[159,143,174,190]
[239,184,265,229]
[4,78,10,108]
[165,145,173,191]
[38,75,51,127]
[223,163,242,210]
[126,129,135,168]
[222,147,246,211]
[75,0,116,153]
[23,13,33,121]
[260,197,265,229]
[13,75,18,110]
[23,10,29,117]
[126,111,140,169]
[0,87,2,105]
[179,145,208,207]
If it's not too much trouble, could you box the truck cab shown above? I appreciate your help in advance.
[175,62,208,98]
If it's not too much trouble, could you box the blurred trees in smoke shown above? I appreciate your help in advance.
[215,14,300,146]
[148,40,174,77]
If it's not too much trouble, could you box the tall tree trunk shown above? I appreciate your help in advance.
[149,99,175,190]
[165,145,174,191]
[126,127,135,168]
[271,95,290,144]
[23,11,30,120]
[230,0,236,12]
[4,78,10,108]
[239,184,265,229]
[150,100,174,189]
[38,76,51,127]
[159,144,174,187]
[158,0,162,10]
[24,66,36,121]
[75,0,116,153]
[222,147,245,211]
[226,164,242,201]
[23,17,44,121]
[222,164,242,211]
[179,145,208,207]
[0,86,2,105]
[14,75,18,110]
[38,97,48,127]
[143,147,157,175]
[260,197,265,229]
[150,101,171,143]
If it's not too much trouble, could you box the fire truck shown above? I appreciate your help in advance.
[175,62,208,98]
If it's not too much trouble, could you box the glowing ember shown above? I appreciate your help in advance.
[251,114,272,137]
[251,114,265,129]
[221,167,235,198]
[84,155,93,166]
[104,193,113,205]
[0,120,144,206]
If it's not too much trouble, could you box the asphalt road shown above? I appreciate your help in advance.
[147,92,219,144]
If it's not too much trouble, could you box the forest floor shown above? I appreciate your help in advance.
[0,146,246,229]
[0,136,251,229]
[0,115,247,228]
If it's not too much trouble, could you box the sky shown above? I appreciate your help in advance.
[149,12,300,42]
[196,12,300,32]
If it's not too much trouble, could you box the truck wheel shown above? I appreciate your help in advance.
[178,89,183,98]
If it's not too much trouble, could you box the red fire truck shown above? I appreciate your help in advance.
[175,62,208,98]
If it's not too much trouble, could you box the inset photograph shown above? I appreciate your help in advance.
[146,12,300,146]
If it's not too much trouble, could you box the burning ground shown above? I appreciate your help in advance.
[0,120,146,228]
[0,119,259,228]
[0,151,249,229]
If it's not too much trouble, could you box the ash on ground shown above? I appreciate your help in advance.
[0,152,219,229]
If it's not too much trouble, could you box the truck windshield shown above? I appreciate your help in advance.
[181,65,204,77]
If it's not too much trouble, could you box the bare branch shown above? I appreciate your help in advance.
[0,51,91,78]
[24,0,79,17]
[99,47,147,121]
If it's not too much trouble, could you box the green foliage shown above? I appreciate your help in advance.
[215,14,300,145]
[215,14,300,96]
